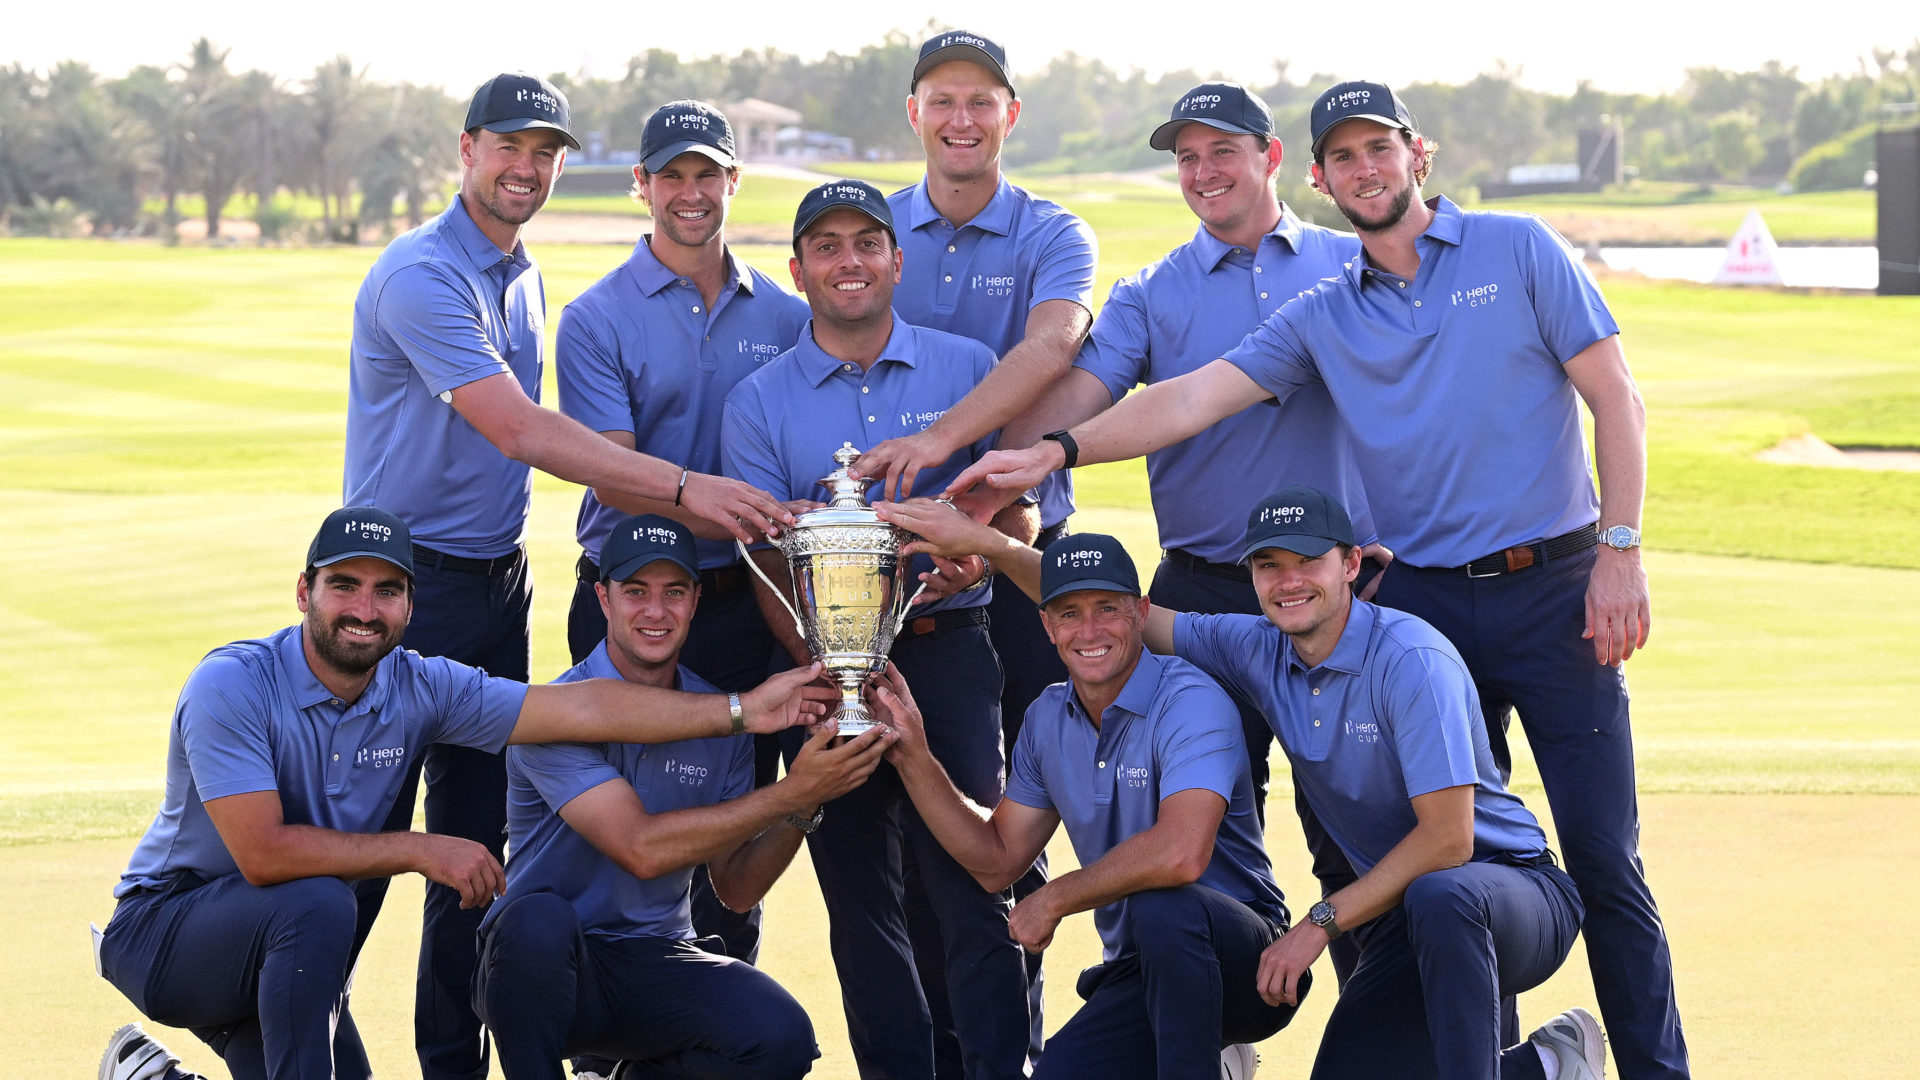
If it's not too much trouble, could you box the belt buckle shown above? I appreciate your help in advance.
[1466,560,1502,579]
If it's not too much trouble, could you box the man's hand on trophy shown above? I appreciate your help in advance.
[847,431,958,502]
[864,662,928,765]
[877,497,1005,561]
[679,471,797,543]
[911,553,987,603]
[737,662,837,734]
[786,721,892,809]
[940,442,1065,503]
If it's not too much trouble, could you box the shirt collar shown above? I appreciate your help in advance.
[1344,194,1463,290]
[581,639,694,690]
[443,196,527,274]
[625,236,758,299]
[794,313,914,387]
[906,175,1015,236]
[1283,600,1376,676]
[1065,647,1166,727]
[1191,203,1310,273]
[279,624,391,713]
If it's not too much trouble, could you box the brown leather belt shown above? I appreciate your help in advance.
[576,555,751,596]
[899,607,991,640]
[1441,523,1599,578]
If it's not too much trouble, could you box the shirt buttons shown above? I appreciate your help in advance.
[944,275,953,282]
[867,415,876,422]
[861,386,870,394]
[1398,281,1408,289]
[332,753,340,761]
[947,245,956,253]
[1313,719,1321,727]
[1414,300,1422,307]
[330,698,342,706]
[692,306,701,314]
[1098,761,1107,768]
[1254,266,1264,274]
[1311,687,1321,695]
[843,364,855,372]
[1260,292,1269,300]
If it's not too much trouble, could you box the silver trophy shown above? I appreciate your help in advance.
[741,443,927,735]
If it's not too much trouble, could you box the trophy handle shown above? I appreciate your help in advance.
[736,540,808,642]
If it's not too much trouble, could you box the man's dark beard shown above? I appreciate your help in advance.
[1340,181,1415,234]
[308,616,396,675]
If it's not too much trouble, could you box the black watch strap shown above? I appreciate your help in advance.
[1041,430,1079,470]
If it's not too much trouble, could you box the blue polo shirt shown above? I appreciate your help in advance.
[1221,197,1617,567]
[721,315,1000,616]
[345,197,546,558]
[1075,209,1376,560]
[116,625,528,898]
[557,237,809,570]
[1173,602,1547,875]
[1004,650,1283,961]
[888,177,1097,529]
[491,643,751,942]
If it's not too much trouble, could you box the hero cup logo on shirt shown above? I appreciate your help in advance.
[1450,282,1500,308]
[898,408,947,431]
[738,340,783,362]
[971,273,1015,298]
[356,745,406,768]
[1116,762,1151,788]
[1342,719,1381,745]
[664,758,711,786]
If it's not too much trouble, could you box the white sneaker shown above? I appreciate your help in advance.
[99,1024,181,1080]
[1529,1007,1607,1080]
[1220,1041,1259,1080]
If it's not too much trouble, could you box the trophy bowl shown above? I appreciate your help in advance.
[742,443,925,735]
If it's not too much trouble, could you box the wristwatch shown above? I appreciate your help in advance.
[1600,525,1642,552]
[1306,900,1344,941]
[1040,430,1079,470]
[785,807,824,834]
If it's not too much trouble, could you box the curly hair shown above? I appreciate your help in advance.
[1309,129,1439,196]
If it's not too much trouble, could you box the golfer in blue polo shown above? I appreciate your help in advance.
[475,515,889,1079]
[943,77,1685,1080]
[868,531,1302,1080]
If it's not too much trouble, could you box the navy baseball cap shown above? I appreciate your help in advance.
[792,179,896,244]
[308,506,414,576]
[465,72,580,150]
[912,29,1014,94]
[599,514,701,585]
[1038,533,1140,606]
[641,100,737,173]
[1240,486,1356,562]
[1150,82,1274,151]
[1308,80,1417,155]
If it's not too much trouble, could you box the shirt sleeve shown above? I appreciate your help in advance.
[1520,215,1621,362]
[1072,275,1150,402]
[1027,214,1098,312]
[1002,705,1054,811]
[373,261,513,397]
[1170,613,1271,708]
[1377,646,1482,799]
[555,298,634,435]
[720,735,755,802]
[1220,298,1323,407]
[509,742,624,814]
[177,654,282,802]
[720,382,795,503]
[1151,678,1246,803]
[415,655,529,754]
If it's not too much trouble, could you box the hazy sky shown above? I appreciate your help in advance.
[14,1,1920,97]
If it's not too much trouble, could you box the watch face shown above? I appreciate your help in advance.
[1309,900,1335,926]
[1604,526,1639,550]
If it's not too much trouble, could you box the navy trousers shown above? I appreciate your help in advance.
[567,569,780,964]
[474,892,817,1080]
[1376,546,1690,1080]
[1149,555,1362,986]
[1311,860,1583,1080]
[365,548,531,1080]
[99,873,368,1080]
[787,621,1029,1080]
[1033,884,1302,1080]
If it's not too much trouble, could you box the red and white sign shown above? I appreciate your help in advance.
[1713,208,1784,286]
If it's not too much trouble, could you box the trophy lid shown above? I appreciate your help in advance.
[817,443,875,511]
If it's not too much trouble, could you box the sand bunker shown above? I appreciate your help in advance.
[1758,433,1920,472]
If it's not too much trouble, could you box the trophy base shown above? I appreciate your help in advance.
[834,703,879,737]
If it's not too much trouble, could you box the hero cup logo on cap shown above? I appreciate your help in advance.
[309,506,414,576]
[1149,82,1274,151]
[1038,532,1140,605]
[514,86,562,117]
[465,72,581,150]
[1261,504,1308,525]
[1308,80,1417,154]
[641,100,737,173]
[792,178,896,243]
[912,29,1014,93]
[1238,485,1355,562]
[600,513,700,584]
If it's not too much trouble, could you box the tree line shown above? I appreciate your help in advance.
[4,31,1916,240]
